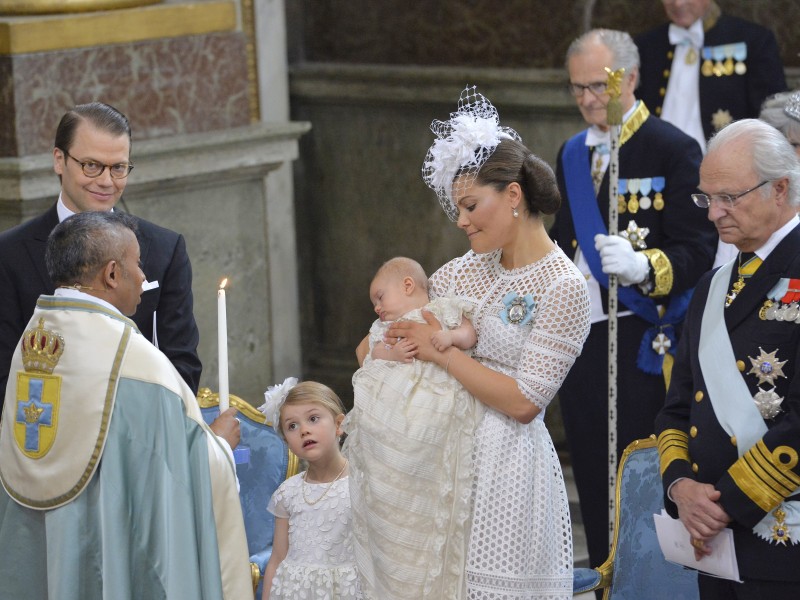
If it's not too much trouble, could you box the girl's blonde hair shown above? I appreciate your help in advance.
[277,381,345,438]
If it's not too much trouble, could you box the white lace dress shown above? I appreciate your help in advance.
[267,473,361,599]
[344,297,484,600]
[430,248,590,600]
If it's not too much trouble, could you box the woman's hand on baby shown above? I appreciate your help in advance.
[386,311,443,363]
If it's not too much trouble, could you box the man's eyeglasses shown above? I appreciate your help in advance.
[62,150,134,179]
[568,81,608,97]
[691,180,771,209]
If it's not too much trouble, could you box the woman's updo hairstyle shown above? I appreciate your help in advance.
[475,139,561,216]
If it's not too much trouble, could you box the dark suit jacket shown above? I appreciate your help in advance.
[657,223,800,581]
[636,15,787,141]
[0,204,202,405]
[552,110,717,310]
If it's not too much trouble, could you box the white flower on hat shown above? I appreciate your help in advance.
[422,86,521,221]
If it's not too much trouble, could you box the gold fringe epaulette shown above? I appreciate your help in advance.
[728,440,800,513]
[658,429,690,476]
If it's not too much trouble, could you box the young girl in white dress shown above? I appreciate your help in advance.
[260,380,361,600]
[345,256,482,599]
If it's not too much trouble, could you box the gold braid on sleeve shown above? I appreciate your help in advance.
[657,429,690,476]
[728,440,800,513]
[642,248,673,297]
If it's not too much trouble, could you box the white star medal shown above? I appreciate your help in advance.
[619,220,649,250]
[748,347,788,419]
[748,347,787,386]
[651,332,671,355]
[754,388,785,420]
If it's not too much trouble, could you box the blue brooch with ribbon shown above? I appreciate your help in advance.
[500,291,536,325]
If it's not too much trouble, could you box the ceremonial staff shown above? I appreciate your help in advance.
[604,66,625,545]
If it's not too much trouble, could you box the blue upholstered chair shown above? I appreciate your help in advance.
[573,437,699,600]
[197,388,299,597]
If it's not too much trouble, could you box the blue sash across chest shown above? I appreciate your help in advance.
[562,130,692,374]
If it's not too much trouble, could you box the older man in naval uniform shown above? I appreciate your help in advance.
[657,118,800,598]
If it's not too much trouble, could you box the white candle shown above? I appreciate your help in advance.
[218,278,230,413]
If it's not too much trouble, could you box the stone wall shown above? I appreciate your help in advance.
[292,0,799,69]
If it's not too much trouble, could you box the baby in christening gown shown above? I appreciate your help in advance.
[344,257,484,600]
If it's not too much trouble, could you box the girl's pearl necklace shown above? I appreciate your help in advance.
[302,459,348,506]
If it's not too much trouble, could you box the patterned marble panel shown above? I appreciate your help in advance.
[2,31,250,157]
[298,0,797,69]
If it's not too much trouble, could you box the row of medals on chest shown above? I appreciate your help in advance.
[589,167,666,214]
[679,45,747,77]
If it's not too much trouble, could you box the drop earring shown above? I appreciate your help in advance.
[512,207,519,218]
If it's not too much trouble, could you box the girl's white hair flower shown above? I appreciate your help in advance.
[259,376,299,431]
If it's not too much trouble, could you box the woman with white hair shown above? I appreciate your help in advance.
[759,90,800,159]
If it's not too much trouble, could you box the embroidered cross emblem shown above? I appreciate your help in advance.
[16,378,53,452]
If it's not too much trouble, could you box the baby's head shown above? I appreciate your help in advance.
[369,257,430,322]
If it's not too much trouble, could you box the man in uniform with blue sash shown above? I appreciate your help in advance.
[551,28,718,572]
[0,212,252,599]
[657,120,800,597]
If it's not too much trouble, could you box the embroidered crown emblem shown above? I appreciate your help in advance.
[21,318,65,374]
[23,402,45,424]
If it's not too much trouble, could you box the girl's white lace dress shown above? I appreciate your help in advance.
[430,248,590,600]
[267,474,361,599]
[345,297,484,599]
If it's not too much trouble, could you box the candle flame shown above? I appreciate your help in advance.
[219,278,228,290]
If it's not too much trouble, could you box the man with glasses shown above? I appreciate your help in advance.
[656,118,800,598]
[0,102,203,410]
[550,28,718,573]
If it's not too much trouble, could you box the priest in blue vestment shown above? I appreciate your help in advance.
[0,211,252,600]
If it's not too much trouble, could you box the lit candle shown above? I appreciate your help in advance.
[218,278,229,413]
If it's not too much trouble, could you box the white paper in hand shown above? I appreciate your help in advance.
[654,510,741,582]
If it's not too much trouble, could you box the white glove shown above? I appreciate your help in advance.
[594,233,650,286]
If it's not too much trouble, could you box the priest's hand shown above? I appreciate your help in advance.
[594,234,649,286]
[210,407,241,449]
